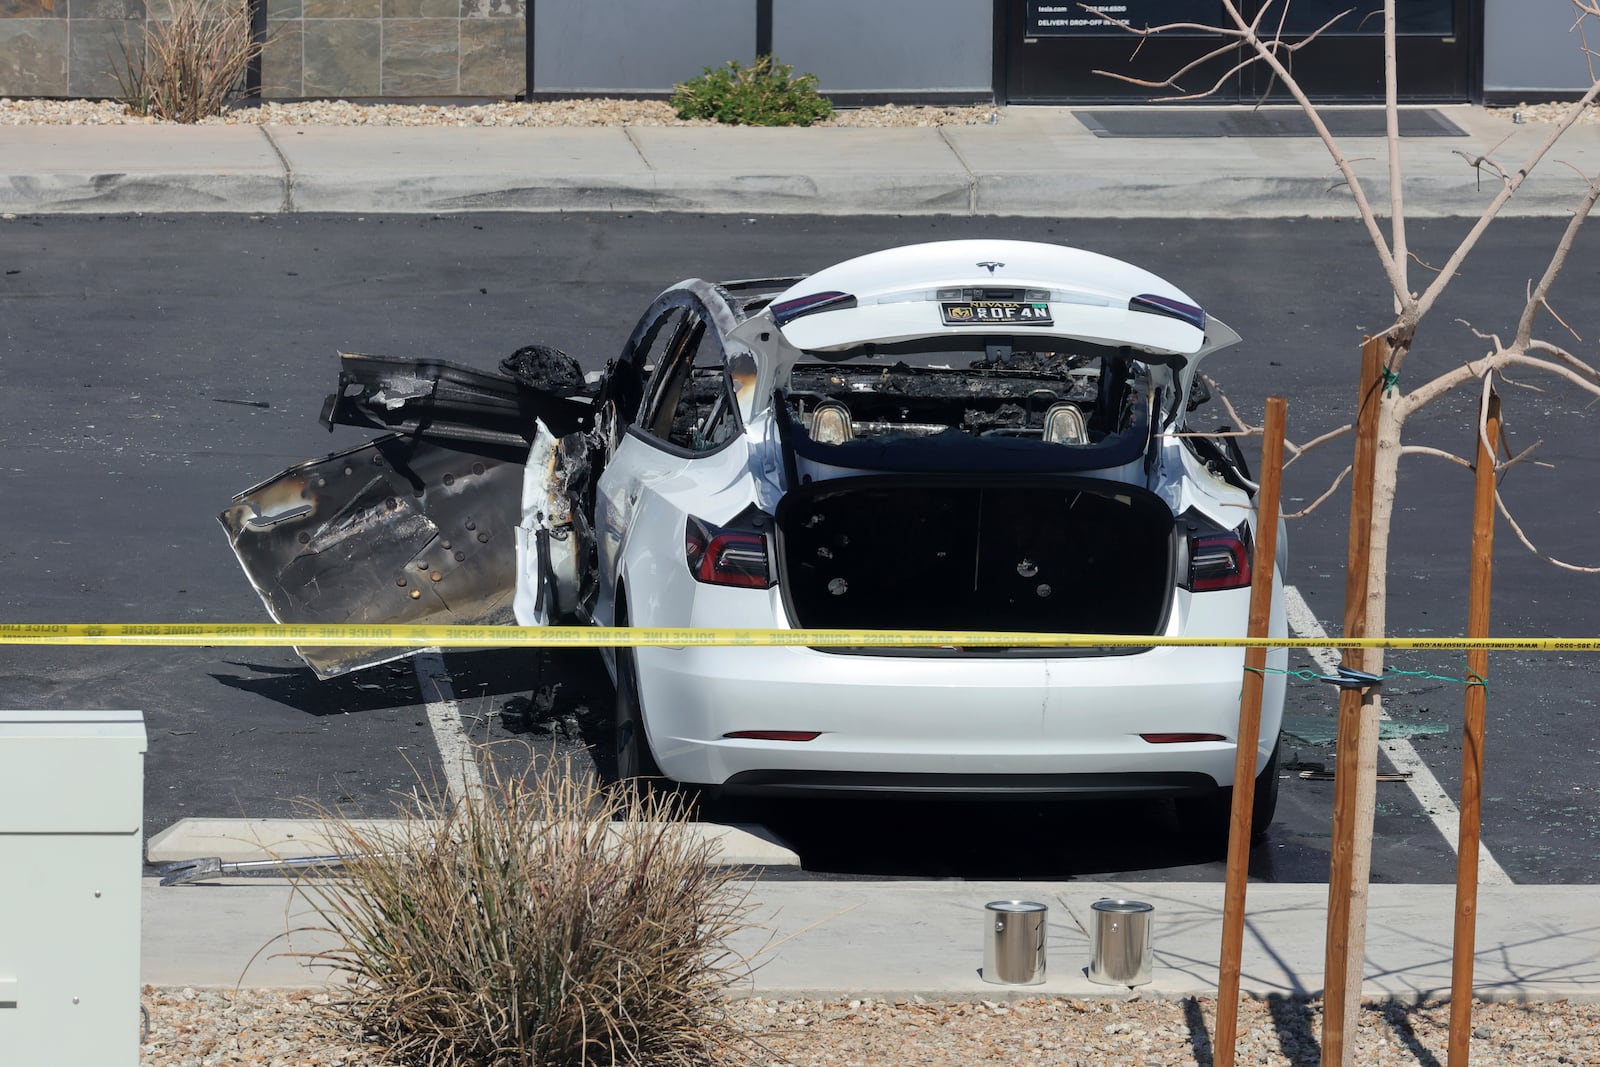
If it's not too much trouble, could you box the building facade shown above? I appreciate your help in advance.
[0,0,1590,105]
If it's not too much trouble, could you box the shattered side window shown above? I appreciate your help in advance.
[638,310,742,454]
[632,307,689,428]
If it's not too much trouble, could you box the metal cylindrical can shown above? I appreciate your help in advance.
[1088,898,1154,987]
[983,900,1047,985]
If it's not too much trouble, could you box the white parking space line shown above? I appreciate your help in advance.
[413,651,484,804]
[1283,585,1512,886]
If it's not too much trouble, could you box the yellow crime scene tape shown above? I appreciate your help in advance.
[1,623,1599,652]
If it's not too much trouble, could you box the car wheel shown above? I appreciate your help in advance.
[1177,738,1281,851]
[613,644,662,785]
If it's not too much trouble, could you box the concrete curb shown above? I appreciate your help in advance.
[147,817,801,869]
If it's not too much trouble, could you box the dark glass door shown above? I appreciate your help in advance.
[1001,0,1474,103]
[1243,0,1472,100]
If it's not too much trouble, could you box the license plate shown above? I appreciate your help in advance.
[940,301,1054,326]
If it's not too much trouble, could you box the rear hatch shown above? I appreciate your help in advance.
[774,474,1175,641]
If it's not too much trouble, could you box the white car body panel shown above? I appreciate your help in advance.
[632,578,1286,791]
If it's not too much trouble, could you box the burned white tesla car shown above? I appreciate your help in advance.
[222,240,1286,837]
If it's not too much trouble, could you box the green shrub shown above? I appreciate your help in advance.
[115,0,263,123]
[294,760,752,1067]
[671,55,833,127]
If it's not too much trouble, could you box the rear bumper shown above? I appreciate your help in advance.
[633,641,1286,794]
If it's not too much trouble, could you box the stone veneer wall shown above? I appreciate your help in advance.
[0,0,524,98]
[261,0,522,98]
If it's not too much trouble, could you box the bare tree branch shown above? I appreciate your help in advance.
[1528,339,1600,383]
[1403,352,1497,414]
[1198,370,1351,465]
[1131,53,1271,103]
[1283,464,1352,520]
[1202,373,1258,434]
[1453,148,1512,190]
[1513,170,1600,349]
[1399,445,1471,468]
[1161,430,1259,439]
[1501,353,1600,400]
[1496,492,1600,572]
[1406,345,1600,414]
[1226,0,1356,50]
[1413,79,1600,326]
[1543,297,1583,343]
[1458,319,1504,349]
[1284,423,1354,468]
[1384,1,1407,311]
[1497,372,1548,394]
[1475,370,1499,476]
[1582,3,1599,82]
[1406,249,1447,276]
[1091,0,1407,298]
[1499,438,1548,474]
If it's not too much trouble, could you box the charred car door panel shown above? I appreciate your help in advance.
[220,433,525,678]
[221,351,594,677]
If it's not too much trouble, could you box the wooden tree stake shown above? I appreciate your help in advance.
[1214,396,1287,1067]
[1322,335,1388,1067]
[1448,388,1501,1066]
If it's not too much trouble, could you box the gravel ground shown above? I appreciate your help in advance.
[0,97,998,127]
[141,986,1600,1066]
[5,95,1591,130]
[1486,101,1600,125]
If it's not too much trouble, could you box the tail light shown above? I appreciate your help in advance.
[685,510,775,588]
[1185,523,1253,592]
[771,290,856,326]
[1129,293,1207,330]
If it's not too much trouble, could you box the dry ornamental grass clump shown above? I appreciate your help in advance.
[294,761,753,1067]
[117,0,263,123]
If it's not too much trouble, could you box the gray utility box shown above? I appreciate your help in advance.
[0,710,147,1067]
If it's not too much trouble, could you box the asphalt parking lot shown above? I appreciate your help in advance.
[3,212,1597,883]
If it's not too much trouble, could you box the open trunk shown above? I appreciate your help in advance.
[774,475,1175,638]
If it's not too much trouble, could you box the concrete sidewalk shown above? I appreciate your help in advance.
[7,106,1600,218]
[142,875,1600,1002]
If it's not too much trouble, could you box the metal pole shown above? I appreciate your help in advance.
[1448,388,1500,1066]
[523,0,536,100]
[1321,335,1387,1067]
[247,0,267,99]
[1214,396,1287,1067]
[756,0,773,57]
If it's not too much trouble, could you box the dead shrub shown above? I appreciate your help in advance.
[117,0,262,123]
[294,759,753,1067]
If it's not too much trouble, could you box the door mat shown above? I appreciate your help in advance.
[1075,108,1466,138]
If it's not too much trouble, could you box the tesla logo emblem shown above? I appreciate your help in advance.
[976,261,1005,273]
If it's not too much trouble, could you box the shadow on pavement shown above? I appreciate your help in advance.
[209,658,421,715]
[705,794,1335,882]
